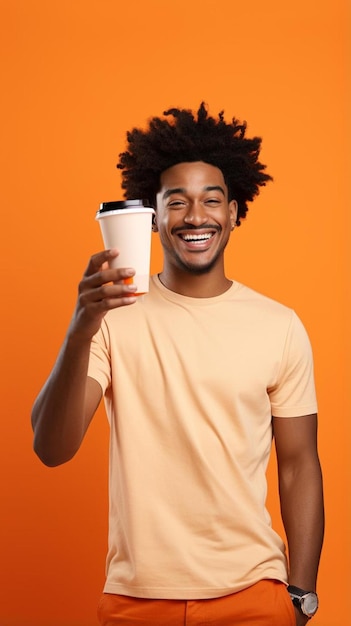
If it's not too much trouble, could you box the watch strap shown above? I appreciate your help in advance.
[287,585,314,596]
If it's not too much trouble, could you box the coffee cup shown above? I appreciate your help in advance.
[96,199,155,294]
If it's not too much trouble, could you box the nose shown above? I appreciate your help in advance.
[183,201,208,226]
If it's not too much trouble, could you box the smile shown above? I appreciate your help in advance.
[180,233,214,242]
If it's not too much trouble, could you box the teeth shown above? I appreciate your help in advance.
[182,233,213,241]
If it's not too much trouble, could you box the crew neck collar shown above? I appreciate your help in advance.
[152,274,241,305]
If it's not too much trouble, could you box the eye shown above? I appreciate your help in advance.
[168,199,186,208]
[204,198,221,205]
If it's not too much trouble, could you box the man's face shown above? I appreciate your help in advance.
[155,161,237,275]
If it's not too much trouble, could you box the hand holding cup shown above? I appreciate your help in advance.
[70,249,138,341]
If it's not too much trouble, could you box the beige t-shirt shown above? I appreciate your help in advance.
[88,275,317,599]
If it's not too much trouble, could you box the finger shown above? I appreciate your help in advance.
[78,287,137,318]
[82,266,136,291]
[79,279,137,306]
[91,293,138,311]
[94,281,138,302]
[84,248,119,277]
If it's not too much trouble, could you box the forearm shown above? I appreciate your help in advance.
[31,249,137,466]
[31,330,97,466]
[279,456,324,590]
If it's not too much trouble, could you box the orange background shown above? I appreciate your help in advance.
[0,1,350,624]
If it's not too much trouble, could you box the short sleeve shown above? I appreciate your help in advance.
[87,319,111,394]
[269,311,318,417]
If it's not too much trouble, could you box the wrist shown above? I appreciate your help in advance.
[66,321,95,348]
[287,585,319,619]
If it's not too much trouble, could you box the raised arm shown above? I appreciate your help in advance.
[31,249,137,467]
[273,413,324,625]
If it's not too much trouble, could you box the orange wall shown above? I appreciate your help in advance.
[0,1,349,624]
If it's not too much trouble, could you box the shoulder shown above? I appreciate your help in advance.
[235,283,290,310]
[233,282,296,323]
[230,283,314,349]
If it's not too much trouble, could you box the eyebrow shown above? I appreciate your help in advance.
[205,185,226,196]
[162,187,186,200]
[162,185,226,200]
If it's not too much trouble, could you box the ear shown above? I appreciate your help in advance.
[152,214,158,232]
[229,200,238,230]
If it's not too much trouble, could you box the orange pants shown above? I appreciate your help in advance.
[97,580,296,625]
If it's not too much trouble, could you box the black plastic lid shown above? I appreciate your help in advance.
[98,199,152,213]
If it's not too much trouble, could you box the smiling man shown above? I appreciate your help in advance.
[155,161,237,295]
[32,104,324,626]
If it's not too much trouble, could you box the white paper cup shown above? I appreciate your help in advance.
[96,200,155,294]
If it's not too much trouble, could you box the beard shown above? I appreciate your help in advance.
[171,248,224,275]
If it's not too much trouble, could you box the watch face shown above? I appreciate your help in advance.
[302,593,319,616]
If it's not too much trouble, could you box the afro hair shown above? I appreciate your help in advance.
[117,102,272,225]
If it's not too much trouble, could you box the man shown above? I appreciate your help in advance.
[32,103,324,626]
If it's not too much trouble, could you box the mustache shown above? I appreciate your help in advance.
[171,224,221,235]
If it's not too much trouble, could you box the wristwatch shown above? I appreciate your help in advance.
[287,585,319,618]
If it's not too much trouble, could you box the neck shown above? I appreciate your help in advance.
[158,265,232,298]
